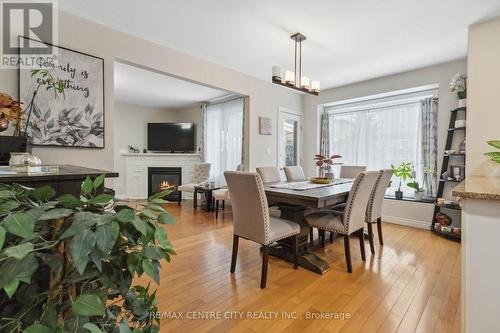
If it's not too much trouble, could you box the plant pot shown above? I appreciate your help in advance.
[458,98,466,108]
[414,191,424,201]
[395,190,403,200]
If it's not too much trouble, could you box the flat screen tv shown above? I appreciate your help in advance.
[147,122,195,152]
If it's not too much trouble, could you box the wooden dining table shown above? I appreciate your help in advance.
[264,178,353,274]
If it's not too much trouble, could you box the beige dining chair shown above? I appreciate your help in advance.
[224,171,300,288]
[284,165,307,181]
[305,171,380,273]
[256,166,282,217]
[177,163,211,205]
[212,164,245,219]
[340,165,367,179]
[365,169,393,253]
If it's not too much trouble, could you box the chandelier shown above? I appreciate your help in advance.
[272,32,320,96]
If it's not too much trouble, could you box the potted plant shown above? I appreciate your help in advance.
[391,162,412,199]
[0,176,175,332]
[314,154,342,180]
[485,140,500,164]
[407,180,424,201]
[449,72,467,108]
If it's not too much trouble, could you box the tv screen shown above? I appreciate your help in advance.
[147,123,195,152]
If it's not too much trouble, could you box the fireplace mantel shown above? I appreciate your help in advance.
[119,153,201,199]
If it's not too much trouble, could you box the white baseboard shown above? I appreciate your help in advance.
[382,215,431,230]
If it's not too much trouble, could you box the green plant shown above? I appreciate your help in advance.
[407,167,435,192]
[0,175,175,332]
[391,162,412,192]
[485,140,500,164]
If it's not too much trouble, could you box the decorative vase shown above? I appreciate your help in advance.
[9,152,41,171]
[414,191,423,201]
[325,172,334,180]
[458,98,467,108]
[395,190,403,200]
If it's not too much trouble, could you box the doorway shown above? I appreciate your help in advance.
[277,108,303,171]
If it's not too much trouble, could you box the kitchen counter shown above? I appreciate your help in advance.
[452,176,500,200]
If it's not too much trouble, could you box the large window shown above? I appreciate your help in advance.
[325,90,437,196]
[204,98,244,186]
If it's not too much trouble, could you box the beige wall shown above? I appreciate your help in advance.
[0,10,301,186]
[302,59,467,226]
[467,17,500,177]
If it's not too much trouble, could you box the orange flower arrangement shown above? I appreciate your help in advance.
[0,92,23,133]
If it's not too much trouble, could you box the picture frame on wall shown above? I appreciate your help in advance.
[259,117,272,135]
[449,165,464,181]
[18,37,105,148]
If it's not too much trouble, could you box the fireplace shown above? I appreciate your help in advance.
[148,167,182,201]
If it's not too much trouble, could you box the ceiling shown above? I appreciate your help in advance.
[114,62,230,108]
[62,0,500,90]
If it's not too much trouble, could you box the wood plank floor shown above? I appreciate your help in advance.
[136,202,461,333]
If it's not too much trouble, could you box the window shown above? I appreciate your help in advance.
[325,89,437,196]
[204,98,244,186]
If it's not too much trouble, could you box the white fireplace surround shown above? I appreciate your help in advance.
[118,153,202,199]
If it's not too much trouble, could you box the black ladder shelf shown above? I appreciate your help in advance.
[431,107,465,242]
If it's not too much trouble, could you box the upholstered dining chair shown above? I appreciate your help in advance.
[256,166,282,183]
[305,171,380,273]
[365,169,393,253]
[224,171,300,288]
[256,166,282,217]
[284,165,307,181]
[177,163,211,204]
[340,165,367,179]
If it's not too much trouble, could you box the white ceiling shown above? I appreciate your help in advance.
[62,0,500,90]
[114,62,229,108]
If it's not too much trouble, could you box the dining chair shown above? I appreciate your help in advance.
[177,163,211,205]
[340,165,367,179]
[365,169,393,252]
[212,165,245,219]
[224,171,300,288]
[284,165,307,181]
[256,166,282,217]
[305,171,380,273]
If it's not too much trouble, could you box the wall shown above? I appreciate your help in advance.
[113,101,203,195]
[0,9,301,186]
[302,59,467,227]
[467,18,500,177]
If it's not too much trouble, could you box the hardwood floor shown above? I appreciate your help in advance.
[136,202,461,333]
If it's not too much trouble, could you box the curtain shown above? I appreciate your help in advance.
[204,98,244,186]
[320,113,330,158]
[328,102,423,196]
[420,98,438,196]
[200,103,207,162]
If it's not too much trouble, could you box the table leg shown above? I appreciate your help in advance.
[267,204,330,274]
[206,191,214,211]
[193,189,198,209]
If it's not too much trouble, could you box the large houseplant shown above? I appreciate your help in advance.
[0,176,175,332]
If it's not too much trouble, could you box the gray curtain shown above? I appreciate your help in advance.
[240,98,246,169]
[420,98,438,196]
[200,103,207,162]
[320,112,330,157]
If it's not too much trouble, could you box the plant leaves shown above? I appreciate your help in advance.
[0,226,5,249]
[3,242,34,259]
[71,229,96,274]
[487,140,500,150]
[93,194,114,205]
[71,294,105,316]
[31,185,56,202]
[132,216,147,236]
[141,259,154,280]
[60,211,99,239]
[82,323,103,333]
[0,201,20,212]
[24,324,52,333]
[81,176,93,195]
[157,212,176,225]
[95,224,116,254]
[57,194,84,208]
[3,279,19,298]
[0,190,15,199]
[4,213,35,239]
[148,189,173,201]
[39,208,73,220]
[148,204,166,212]
[116,209,136,223]
[154,227,168,248]
[93,174,105,189]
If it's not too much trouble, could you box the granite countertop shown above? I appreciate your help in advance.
[452,176,500,200]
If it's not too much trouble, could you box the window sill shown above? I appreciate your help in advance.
[384,194,435,203]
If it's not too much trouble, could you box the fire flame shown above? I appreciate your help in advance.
[159,180,175,191]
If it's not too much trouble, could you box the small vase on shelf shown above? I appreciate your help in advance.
[458,98,467,108]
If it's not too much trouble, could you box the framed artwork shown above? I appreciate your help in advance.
[449,165,464,181]
[19,37,105,148]
[259,117,272,135]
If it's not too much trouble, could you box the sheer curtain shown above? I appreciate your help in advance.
[204,98,244,186]
[328,101,423,196]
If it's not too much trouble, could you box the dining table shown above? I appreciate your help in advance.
[264,178,353,274]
